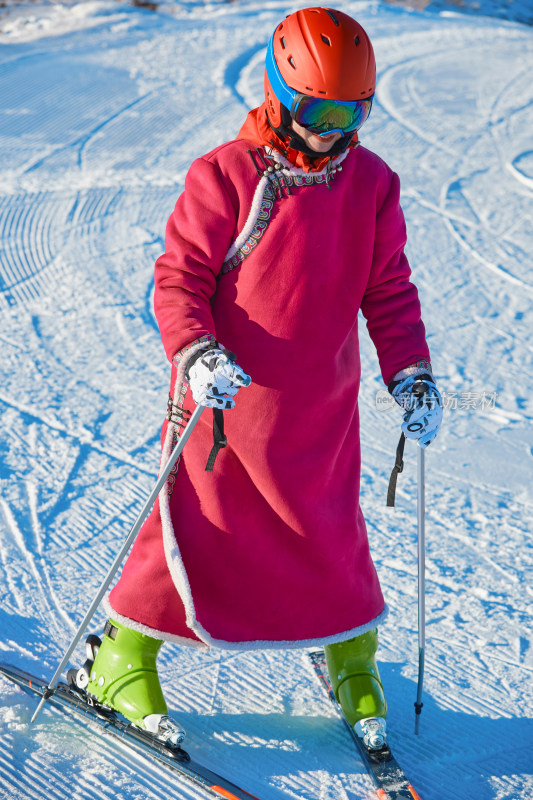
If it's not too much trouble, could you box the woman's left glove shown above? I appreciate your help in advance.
[186,347,251,409]
[389,372,443,448]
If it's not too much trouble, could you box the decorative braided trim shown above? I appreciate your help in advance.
[221,148,351,276]
[165,334,216,496]
[171,334,216,382]
[224,175,271,263]
[222,182,276,275]
[392,359,433,382]
[264,146,350,179]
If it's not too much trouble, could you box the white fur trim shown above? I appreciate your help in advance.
[224,175,269,262]
[103,598,209,649]
[184,605,389,651]
[106,591,388,651]
[392,365,434,382]
[159,377,200,636]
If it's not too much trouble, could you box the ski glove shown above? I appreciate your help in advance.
[389,373,443,448]
[186,347,251,410]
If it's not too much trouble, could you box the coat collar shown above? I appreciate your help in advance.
[237,103,358,174]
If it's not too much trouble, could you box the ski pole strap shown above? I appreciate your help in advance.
[387,432,406,507]
[205,408,227,471]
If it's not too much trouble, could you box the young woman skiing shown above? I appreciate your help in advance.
[79,7,442,751]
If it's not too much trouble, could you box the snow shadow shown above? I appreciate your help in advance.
[162,658,532,800]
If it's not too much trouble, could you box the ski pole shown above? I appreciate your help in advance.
[414,445,425,734]
[31,403,205,724]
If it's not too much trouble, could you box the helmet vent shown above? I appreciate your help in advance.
[288,56,296,69]
[320,34,331,46]
[354,35,360,46]
[280,36,286,49]
[324,9,339,25]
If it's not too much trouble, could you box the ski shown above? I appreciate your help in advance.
[0,661,260,800]
[308,651,423,800]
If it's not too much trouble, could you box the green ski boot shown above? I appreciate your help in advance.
[72,620,185,746]
[324,628,387,750]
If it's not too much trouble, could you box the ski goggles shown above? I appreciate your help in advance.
[266,35,373,136]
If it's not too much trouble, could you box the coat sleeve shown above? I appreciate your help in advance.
[360,170,431,385]
[153,157,238,362]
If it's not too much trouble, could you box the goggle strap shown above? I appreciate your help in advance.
[265,34,297,112]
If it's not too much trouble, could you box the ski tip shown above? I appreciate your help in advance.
[211,785,260,800]
[211,787,241,799]
[377,789,422,800]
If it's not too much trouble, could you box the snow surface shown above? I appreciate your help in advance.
[0,1,532,798]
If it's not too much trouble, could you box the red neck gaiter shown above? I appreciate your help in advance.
[237,103,358,173]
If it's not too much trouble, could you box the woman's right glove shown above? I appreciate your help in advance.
[186,347,251,409]
[389,372,443,448]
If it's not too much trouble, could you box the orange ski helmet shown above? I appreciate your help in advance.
[265,7,376,129]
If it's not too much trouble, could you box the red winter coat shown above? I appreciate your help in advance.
[107,107,430,649]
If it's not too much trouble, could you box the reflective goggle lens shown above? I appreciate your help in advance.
[293,95,373,135]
